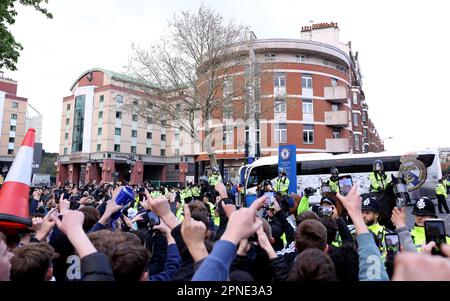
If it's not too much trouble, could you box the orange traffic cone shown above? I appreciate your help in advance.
[0,128,35,234]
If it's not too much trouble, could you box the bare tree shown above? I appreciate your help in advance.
[126,5,274,168]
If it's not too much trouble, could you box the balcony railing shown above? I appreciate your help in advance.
[324,111,348,127]
[324,86,347,103]
[326,138,350,153]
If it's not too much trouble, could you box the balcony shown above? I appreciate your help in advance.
[324,86,347,103]
[324,111,348,127]
[326,138,350,153]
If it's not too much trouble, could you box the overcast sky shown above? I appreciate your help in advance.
[5,0,450,153]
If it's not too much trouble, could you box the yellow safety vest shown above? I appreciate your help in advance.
[436,183,447,198]
[369,172,391,192]
[274,177,289,195]
[411,226,450,252]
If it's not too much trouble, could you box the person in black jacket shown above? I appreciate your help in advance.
[50,210,114,281]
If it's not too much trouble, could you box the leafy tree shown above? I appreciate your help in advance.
[0,0,52,71]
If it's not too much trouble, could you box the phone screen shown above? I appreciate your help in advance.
[264,192,275,208]
[425,220,447,256]
[338,176,353,196]
[385,233,400,256]
[147,211,161,226]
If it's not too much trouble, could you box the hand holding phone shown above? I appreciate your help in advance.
[425,219,447,256]
[338,176,353,196]
[385,233,401,256]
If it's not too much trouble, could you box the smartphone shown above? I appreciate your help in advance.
[385,233,401,256]
[425,219,447,256]
[318,206,333,217]
[338,176,353,196]
[263,191,275,209]
[147,211,161,227]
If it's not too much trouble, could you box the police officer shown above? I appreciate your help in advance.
[191,184,201,201]
[361,195,390,253]
[436,179,450,214]
[274,168,290,196]
[208,167,222,187]
[369,159,391,193]
[296,187,316,216]
[327,167,340,194]
[182,184,193,204]
[410,197,450,251]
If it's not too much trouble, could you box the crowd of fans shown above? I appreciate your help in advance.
[0,178,449,282]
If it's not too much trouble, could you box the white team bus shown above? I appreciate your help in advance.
[244,149,442,204]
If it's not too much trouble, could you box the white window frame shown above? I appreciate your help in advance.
[302,99,313,114]
[353,113,359,125]
[331,78,338,87]
[354,134,360,150]
[223,128,234,145]
[274,95,286,113]
[332,128,341,139]
[115,95,123,104]
[302,75,313,88]
[274,73,286,88]
[223,77,233,97]
[303,125,314,144]
[352,92,358,105]
[274,124,287,143]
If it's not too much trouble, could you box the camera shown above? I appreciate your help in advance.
[318,206,333,217]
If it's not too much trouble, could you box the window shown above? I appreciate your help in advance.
[66,118,70,125]
[8,137,15,143]
[98,111,103,119]
[223,128,233,145]
[116,112,122,119]
[71,95,85,153]
[11,114,17,120]
[353,92,358,105]
[332,128,341,139]
[114,144,121,152]
[274,123,287,143]
[303,124,314,144]
[362,112,367,123]
[147,132,152,139]
[146,148,152,155]
[331,104,339,112]
[175,164,179,170]
[66,103,70,110]
[331,78,338,87]
[133,99,139,105]
[223,99,233,119]
[363,128,368,138]
[274,95,286,113]
[64,148,68,155]
[115,95,123,104]
[99,95,104,103]
[161,134,166,141]
[115,128,121,135]
[160,149,166,156]
[175,133,180,140]
[8,149,14,155]
[223,77,233,97]
[147,117,153,124]
[97,128,102,135]
[302,75,313,88]
[96,144,101,152]
[131,130,137,137]
[10,125,16,131]
[175,149,180,156]
[302,99,313,114]
[274,73,286,88]
[353,113,359,125]
[131,146,136,153]
[65,133,69,140]
[132,114,138,122]
[354,134,360,150]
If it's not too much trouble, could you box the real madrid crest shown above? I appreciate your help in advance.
[280,148,291,161]
[398,153,427,192]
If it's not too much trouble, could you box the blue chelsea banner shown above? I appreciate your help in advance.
[278,145,297,194]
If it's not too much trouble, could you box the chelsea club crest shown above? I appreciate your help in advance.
[281,148,291,161]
